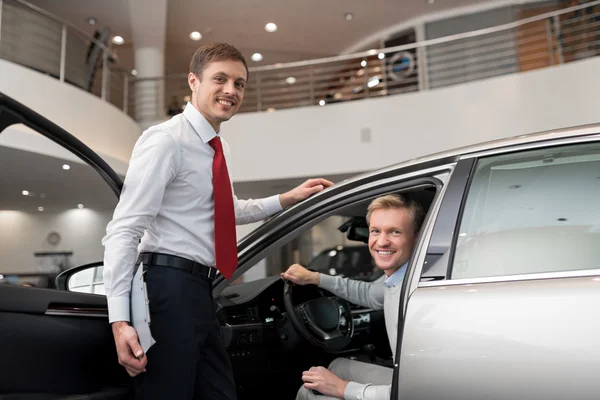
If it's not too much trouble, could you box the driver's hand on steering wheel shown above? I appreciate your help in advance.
[280,264,320,286]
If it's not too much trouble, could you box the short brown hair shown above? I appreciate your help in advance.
[366,194,425,234]
[189,43,249,80]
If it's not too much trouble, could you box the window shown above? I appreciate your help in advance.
[0,128,118,289]
[452,142,600,279]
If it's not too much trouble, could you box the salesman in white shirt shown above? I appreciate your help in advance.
[281,194,425,400]
[102,42,332,400]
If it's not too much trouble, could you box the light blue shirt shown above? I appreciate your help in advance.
[383,262,408,288]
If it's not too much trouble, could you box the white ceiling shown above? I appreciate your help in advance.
[25,0,494,74]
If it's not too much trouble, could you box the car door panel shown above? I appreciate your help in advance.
[398,276,600,400]
[0,285,130,398]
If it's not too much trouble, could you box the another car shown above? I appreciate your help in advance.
[1,92,599,400]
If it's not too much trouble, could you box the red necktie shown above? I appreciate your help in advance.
[209,136,237,279]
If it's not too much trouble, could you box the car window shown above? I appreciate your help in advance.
[0,127,118,290]
[451,142,600,280]
[238,214,383,284]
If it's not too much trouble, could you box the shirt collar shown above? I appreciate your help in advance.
[182,102,218,144]
[384,262,408,288]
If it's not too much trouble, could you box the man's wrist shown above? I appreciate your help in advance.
[338,380,350,399]
[312,271,321,286]
[279,192,294,209]
[111,321,130,333]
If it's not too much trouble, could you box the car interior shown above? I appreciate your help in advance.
[216,187,436,399]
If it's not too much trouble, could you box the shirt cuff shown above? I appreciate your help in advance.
[318,273,338,291]
[263,194,284,216]
[108,296,131,323]
[344,381,371,400]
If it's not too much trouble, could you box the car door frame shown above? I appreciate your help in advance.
[390,130,600,400]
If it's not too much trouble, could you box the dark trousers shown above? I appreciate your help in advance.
[134,265,236,400]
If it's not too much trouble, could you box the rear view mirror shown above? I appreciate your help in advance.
[338,217,369,244]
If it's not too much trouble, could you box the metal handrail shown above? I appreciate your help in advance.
[11,0,116,57]
[249,0,600,72]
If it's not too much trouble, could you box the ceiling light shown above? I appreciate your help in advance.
[367,76,381,88]
[78,204,84,209]
[131,69,137,76]
[361,60,367,67]
[345,12,354,21]
[367,49,377,55]
[428,0,435,4]
[62,164,70,170]
[189,31,202,41]
[266,107,276,112]
[378,53,385,60]
[319,100,326,106]
[333,93,343,100]
[87,17,96,25]
[265,23,278,33]
[356,69,365,76]
[112,36,125,45]
[22,190,29,196]
[38,207,44,212]
[285,76,297,84]
[251,53,263,62]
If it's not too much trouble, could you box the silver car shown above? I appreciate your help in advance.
[1,92,599,399]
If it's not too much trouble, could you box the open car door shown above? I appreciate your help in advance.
[0,93,131,398]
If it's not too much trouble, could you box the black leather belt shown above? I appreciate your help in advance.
[138,252,218,280]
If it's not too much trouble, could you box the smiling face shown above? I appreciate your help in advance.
[368,207,418,276]
[188,59,247,132]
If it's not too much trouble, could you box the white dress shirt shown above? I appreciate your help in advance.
[103,103,282,323]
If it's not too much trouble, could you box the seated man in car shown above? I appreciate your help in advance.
[281,194,425,400]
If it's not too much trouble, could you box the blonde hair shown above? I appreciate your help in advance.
[366,194,425,234]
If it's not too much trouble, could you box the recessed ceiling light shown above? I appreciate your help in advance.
[251,53,263,62]
[361,60,367,67]
[367,49,377,55]
[112,36,125,45]
[345,12,354,21]
[189,31,202,41]
[285,76,297,85]
[319,100,326,106]
[357,69,365,76]
[266,107,276,112]
[78,204,84,209]
[22,190,29,196]
[87,17,96,25]
[378,53,385,60]
[38,207,44,212]
[428,0,435,4]
[265,23,278,33]
[62,164,70,170]
[367,76,381,88]
[131,69,137,76]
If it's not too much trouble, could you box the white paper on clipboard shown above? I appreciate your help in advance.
[131,262,156,353]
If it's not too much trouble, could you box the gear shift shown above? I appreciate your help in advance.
[364,344,376,363]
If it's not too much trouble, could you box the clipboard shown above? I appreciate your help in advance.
[131,262,156,353]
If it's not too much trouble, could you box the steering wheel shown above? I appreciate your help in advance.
[283,279,354,352]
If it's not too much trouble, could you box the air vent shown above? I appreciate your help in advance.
[225,307,257,324]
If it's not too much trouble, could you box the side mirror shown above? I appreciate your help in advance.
[55,261,105,294]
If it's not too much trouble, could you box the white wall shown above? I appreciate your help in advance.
[222,57,600,182]
[0,59,140,175]
[0,209,113,274]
